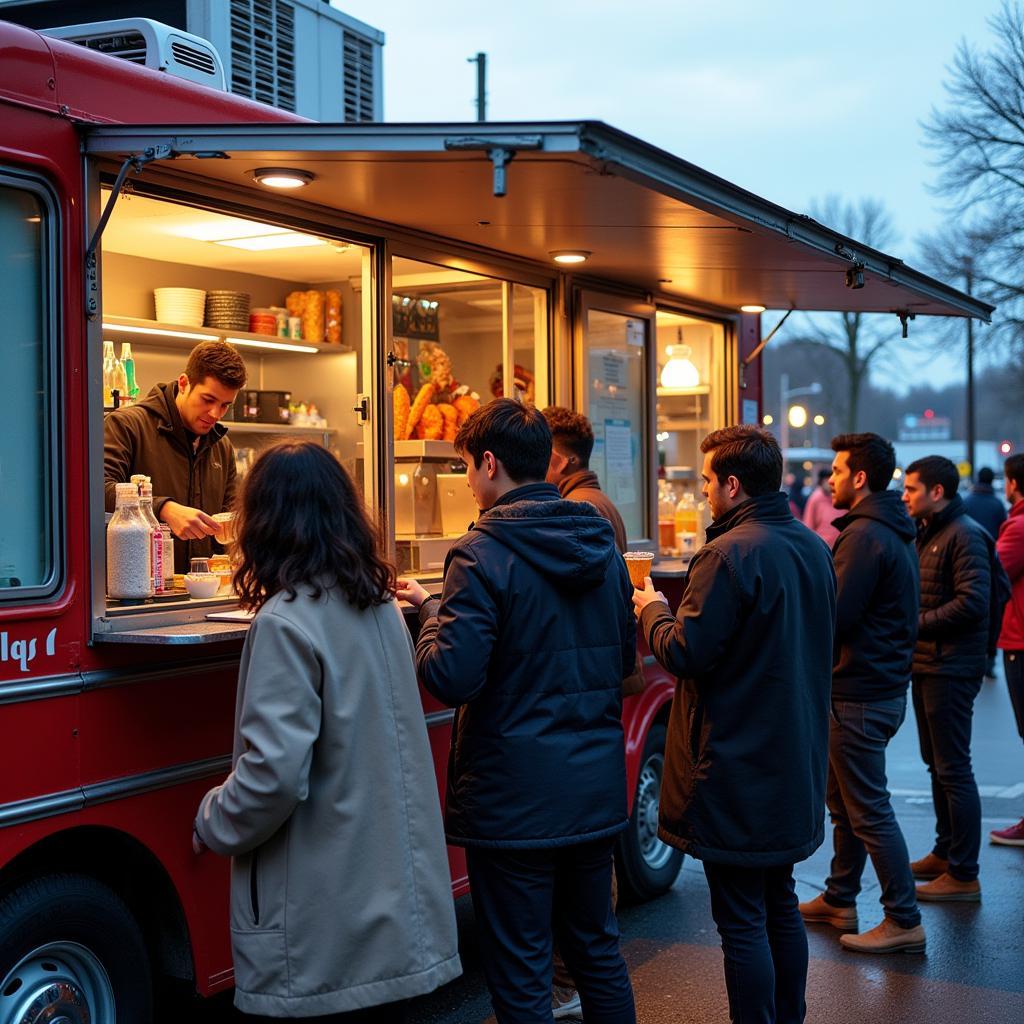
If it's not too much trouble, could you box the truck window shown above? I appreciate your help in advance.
[0,179,58,598]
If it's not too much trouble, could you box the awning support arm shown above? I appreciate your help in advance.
[84,144,173,318]
[739,308,794,389]
[444,135,543,197]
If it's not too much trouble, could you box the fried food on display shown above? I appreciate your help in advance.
[393,383,411,442]
[405,382,437,439]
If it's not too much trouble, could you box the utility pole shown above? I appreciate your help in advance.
[467,52,487,121]
[965,261,975,482]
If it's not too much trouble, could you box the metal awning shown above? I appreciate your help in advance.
[81,120,993,321]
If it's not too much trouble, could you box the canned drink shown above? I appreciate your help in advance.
[288,316,302,340]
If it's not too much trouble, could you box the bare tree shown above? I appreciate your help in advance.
[921,0,1024,349]
[787,196,902,432]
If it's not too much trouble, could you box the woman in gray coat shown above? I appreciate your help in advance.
[194,441,461,1021]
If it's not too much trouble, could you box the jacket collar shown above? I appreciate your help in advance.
[918,493,966,543]
[705,491,792,541]
[832,489,916,540]
[487,481,558,512]
[140,382,228,456]
[558,469,602,499]
[1009,499,1024,520]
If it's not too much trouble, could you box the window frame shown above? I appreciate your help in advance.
[0,168,64,605]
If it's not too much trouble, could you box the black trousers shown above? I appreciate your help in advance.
[702,861,808,1024]
[1004,650,1024,740]
[465,837,636,1024]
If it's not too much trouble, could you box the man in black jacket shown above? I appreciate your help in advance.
[634,425,835,1024]
[798,434,925,954]
[397,399,636,1024]
[903,455,990,901]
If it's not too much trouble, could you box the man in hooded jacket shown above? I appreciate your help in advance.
[798,433,925,954]
[634,425,835,1024]
[398,399,636,1024]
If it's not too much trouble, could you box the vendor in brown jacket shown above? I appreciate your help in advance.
[104,341,247,572]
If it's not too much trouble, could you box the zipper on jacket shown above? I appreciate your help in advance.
[249,852,260,925]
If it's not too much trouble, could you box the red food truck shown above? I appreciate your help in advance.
[0,20,991,1022]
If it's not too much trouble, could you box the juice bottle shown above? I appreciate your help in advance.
[674,492,699,554]
[658,483,677,554]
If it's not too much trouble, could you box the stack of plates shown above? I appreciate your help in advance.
[205,290,251,330]
[154,288,206,326]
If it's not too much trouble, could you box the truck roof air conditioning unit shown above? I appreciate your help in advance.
[41,18,226,91]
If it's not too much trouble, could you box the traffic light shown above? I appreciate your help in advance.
[1000,440,1013,456]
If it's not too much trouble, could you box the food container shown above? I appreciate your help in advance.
[249,308,278,335]
[209,555,235,596]
[183,573,220,599]
[212,512,237,545]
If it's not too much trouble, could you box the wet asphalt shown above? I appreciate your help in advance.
[168,662,1024,1023]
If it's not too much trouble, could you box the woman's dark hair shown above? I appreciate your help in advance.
[455,398,551,482]
[831,432,896,492]
[906,455,960,500]
[700,425,782,497]
[234,441,396,611]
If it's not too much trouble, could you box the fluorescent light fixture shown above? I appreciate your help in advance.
[253,168,314,189]
[224,337,319,354]
[740,304,766,314]
[103,323,218,342]
[174,219,291,243]
[549,250,591,264]
[214,232,327,251]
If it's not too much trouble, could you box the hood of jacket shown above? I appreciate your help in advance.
[833,489,916,542]
[136,382,229,456]
[705,490,793,542]
[472,482,617,590]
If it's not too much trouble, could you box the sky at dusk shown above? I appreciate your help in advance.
[337,0,1006,390]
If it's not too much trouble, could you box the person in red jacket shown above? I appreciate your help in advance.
[992,453,1024,846]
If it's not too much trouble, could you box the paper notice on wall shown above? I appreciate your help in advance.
[604,419,636,506]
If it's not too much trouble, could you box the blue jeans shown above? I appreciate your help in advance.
[825,696,920,928]
[466,838,635,1024]
[702,861,807,1024]
[911,675,983,882]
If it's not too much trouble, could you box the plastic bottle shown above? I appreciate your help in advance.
[107,482,154,600]
[133,475,164,594]
[674,492,699,555]
[113,348,129,406]
[658,483,677,555]
[102,340,116,409]
[120,342,138,403]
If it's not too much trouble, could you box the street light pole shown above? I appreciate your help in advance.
[779,374,822,468]
[467,52,487,121]
[965,262,975,481]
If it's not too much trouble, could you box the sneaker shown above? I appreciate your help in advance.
[990,818,1024,846]
[909,851,949,880]
[916,872,981,902]
[840,918,926,954]
[797,892,859,931]
[552,985,582,1020]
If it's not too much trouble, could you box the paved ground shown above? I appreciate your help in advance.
[170,662,1024,1023]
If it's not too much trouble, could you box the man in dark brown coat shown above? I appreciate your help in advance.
[543,406,628,553]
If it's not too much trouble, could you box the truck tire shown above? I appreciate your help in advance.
[616,723,684,902]
[0,874,152,1024]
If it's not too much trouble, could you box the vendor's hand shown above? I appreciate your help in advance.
[395,578,430,608]
[632,577,669,618]
[160,501,219,541]
[192,826,207,856]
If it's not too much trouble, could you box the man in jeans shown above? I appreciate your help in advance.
[634,426,835,1024]
[903,455,991,900]
[992,453,1024,845]
[798,434,925,953]
[398,400,636,1024]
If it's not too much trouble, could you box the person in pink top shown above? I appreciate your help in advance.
[804,469,841,548]
[991,453,1024,847]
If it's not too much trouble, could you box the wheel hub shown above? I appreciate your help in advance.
[0,943,114,1024]
[636,754,674,870]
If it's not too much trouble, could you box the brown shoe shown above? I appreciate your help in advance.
[909,852,949,879]
[840,918,926,954]
[798,892,858,931]
[915,872,981,902]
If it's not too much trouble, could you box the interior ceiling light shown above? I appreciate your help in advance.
[740,304,766,313]
[549,250,591,264]
[253,168,314,189]
[103,323,218,342]
[225,337,319,354]
[660,328,701,389]
[214,232,328,251]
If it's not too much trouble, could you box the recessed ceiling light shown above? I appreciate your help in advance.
[253,168,314,189]
[740,304,766,313]
[550,250,591,264]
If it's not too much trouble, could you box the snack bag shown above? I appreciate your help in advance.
[326,290,342,344]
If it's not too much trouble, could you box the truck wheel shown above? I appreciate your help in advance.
[0,874,152,1024]
[616,723,684,902]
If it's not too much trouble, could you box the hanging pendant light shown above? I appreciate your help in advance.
[660,328,700,388]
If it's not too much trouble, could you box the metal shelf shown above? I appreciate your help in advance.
[227,422,335,436]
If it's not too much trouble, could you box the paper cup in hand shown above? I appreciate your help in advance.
[623,551,655,589]
[212,512,237,545]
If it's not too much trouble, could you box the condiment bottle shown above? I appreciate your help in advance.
[658,482,677,555]
[102,340,116,409]
[120,342,138,403]
[107,482,154,600]
[133,476,164,594]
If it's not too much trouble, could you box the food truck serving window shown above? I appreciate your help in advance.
[0,175,60,601]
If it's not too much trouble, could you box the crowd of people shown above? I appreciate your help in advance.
[182,389,1022,1024]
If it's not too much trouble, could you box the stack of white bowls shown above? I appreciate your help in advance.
[154,288,207,326]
